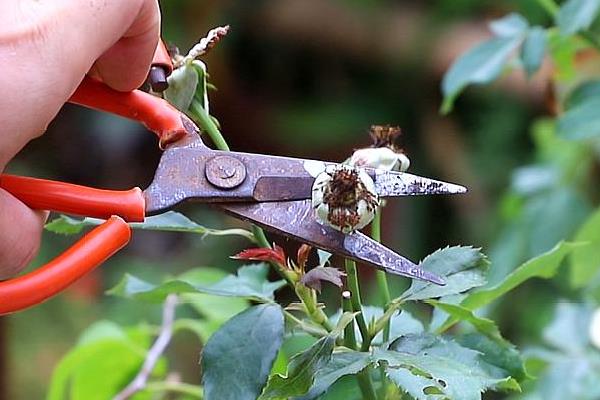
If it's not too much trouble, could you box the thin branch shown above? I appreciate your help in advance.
[113,295,178,400]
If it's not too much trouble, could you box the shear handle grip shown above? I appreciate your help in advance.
[69,76,187,146]
[0,216,131,315]
[0,174,146,222]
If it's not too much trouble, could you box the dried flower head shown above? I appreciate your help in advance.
[348,125,410,172]
[312,165,379,233]
[369,125,402,151]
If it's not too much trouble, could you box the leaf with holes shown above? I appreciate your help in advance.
[376,334,520,400]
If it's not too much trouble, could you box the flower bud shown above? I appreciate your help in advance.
[312,165,379,233]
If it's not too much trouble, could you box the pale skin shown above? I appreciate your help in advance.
[0,0,161,278]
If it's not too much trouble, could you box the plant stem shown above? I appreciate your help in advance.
[344,259,369,345]
[344,260,378,398]
[283,310,329,337]
[372,208,391,342]
[356,370,378,400]
[144,382,203,398]
[188,100,230,151]
[295,284,333,332]
[114,295,178,400]
[342,291,357,349]
[252,225,271,249]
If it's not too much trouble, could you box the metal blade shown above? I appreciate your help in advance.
[373,170,467,197]
[218,200,445,285]
[144,135,467,213]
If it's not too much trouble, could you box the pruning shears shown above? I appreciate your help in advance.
[0,42,466,315]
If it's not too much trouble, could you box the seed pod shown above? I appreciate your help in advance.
[312,165,379,233]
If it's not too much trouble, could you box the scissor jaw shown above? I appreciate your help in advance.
[144,132,467,213]
[143,132,467,284]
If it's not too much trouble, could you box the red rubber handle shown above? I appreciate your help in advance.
[0,216,131,315]
[69,76,188,147]
[0,174,146,222]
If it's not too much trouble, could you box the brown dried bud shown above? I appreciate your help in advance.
[369,125,402,151]
[312,165,379,233]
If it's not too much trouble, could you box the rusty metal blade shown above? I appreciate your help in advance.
[144,135,466,213]
[373,170,467,196]
[218,200,445,285]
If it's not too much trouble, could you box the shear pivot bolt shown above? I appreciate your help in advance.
[205,156,246,189]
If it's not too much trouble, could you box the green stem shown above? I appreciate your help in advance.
[252,225,271,249]
[188,100,230,151]
[284,311,329,337]
[295,284,333,332]
[356,370,378,400]
[344,259,369,346]
[144,381,203,398]
[342,291,357,350]
[372,209,391,342]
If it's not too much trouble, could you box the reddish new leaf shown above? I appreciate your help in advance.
[233,244,286,266]
[300,267,346,292]
[297,244,312,269]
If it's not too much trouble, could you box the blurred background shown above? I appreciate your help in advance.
[1,1,560,398]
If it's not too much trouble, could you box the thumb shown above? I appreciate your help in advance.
[0,190,48,279]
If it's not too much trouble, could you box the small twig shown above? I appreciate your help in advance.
[113,295,178,400]
[175,25,230,68]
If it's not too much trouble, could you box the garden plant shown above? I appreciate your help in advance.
[35,0,600,399]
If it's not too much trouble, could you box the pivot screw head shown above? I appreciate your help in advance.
[205,156,246,189]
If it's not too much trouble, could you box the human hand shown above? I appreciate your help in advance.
[0,0,160,278]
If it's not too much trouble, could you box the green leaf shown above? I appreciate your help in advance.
[521,27,547,77]
[458,333,528,381]
[45,211,254,241]
[542,302,594,353]
[565,80,600,109]
[441,37,522,113]
[47,321,156,400]
[202,304,285,400]
[557,0,600,35]
[489,13,529,38]
[164,64,199,111]
[464,242,576,310]
[107,263,286,302]
[260,332,338,399]
[378,334,520,400]
[399,246,489,302]
[295,351,372,400]
[426,300,506,344]
[437,242,577,332]
[571,207,600,287]
[557,96,600,140]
